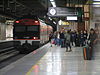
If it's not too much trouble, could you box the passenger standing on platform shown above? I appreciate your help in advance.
[83,30,88,45]
[88,29,97,47]
[75,31,80,47]
[49,32,53,42]
[94,29,100,44]
[65,30,72,52]
[56,31,60,46]
[53,31,57,45]
[74,30,77,46]
[79,31,84,46]
[60,30,65,47]
[70,31,76,46]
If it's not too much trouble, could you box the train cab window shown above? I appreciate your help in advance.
[27,26,39,31]
[15,26,26,32]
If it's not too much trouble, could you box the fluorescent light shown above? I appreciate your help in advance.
[93,2,100,4]
[67,16,77,20]
[49,17,52,20]
[58,20,62,25]
[51,1,56,7]
[93,4,100,7]
[53,21,56,24]
[50,0,54,1]
[93,0,100,1]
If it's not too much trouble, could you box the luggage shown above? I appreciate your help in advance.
[51,39,55,44]
[83,45,92,60]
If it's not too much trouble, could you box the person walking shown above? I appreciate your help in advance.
[65,30,72,52]
[70,31,76,46]
[53,31,58,45]
[56,31,60,46]
[60,30,65,47]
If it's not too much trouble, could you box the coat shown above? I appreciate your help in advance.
[65,33,71,43]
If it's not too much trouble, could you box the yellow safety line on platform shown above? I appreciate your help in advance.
[26,46,51,75]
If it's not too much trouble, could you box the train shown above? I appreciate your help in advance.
[13,15,53,53]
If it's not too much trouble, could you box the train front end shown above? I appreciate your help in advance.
[13,18,40,53]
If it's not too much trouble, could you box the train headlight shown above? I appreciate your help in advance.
[35,21,38,23]
[33,37,38,39]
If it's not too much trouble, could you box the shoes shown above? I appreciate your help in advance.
[66,48,68,52]
[66,49,72,52]
[68,49,72,52]
[66,48,72,52]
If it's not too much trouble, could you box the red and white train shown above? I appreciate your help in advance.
[13,15,53,53]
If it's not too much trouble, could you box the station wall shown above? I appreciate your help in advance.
[0,23,6,40]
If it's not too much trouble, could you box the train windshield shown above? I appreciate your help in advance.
[14,25,39,32]
[15,26,26,32]
[27,26,39,31]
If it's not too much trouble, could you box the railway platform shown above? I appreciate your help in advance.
[0,43,100,75]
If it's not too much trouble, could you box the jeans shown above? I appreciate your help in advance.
[56,38,60,46]
[61,39,65,47]
[66,42,71,50]
[80,39,84,46]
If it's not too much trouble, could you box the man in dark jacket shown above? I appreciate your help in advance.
[79,31,84,46]
[75,32,80,47]
[70,31,76,46]
[88,29,97,47]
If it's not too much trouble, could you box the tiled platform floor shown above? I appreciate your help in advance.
[0,43,100,75]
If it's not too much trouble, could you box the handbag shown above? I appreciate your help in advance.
[51,39,55,44]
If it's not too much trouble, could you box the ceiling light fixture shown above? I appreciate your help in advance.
[49,17,52,20]
[53,21,56,24]
[50,0,54,1]
[51,1,56,7]
[93,2,100,4]
[50,0,56,7]
[93,0,100,1]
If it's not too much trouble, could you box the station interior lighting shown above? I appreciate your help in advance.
[93,0,100,1]
[93,0,100,7]
[58,20,62,25]
[53,21,56,24]
[93,2,100,4]
[50,0,54,1]
[48,17,52,20]
[50,0,56,7]
[93,0,100,4]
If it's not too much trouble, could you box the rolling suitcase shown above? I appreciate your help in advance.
[83,45,92,60]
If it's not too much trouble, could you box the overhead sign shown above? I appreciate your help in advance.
[66,16,78,20]
[62,21,69,25]
[48,7,78,17]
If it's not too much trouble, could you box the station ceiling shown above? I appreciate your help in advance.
[0,0,88,19]
[56,0,88,7]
